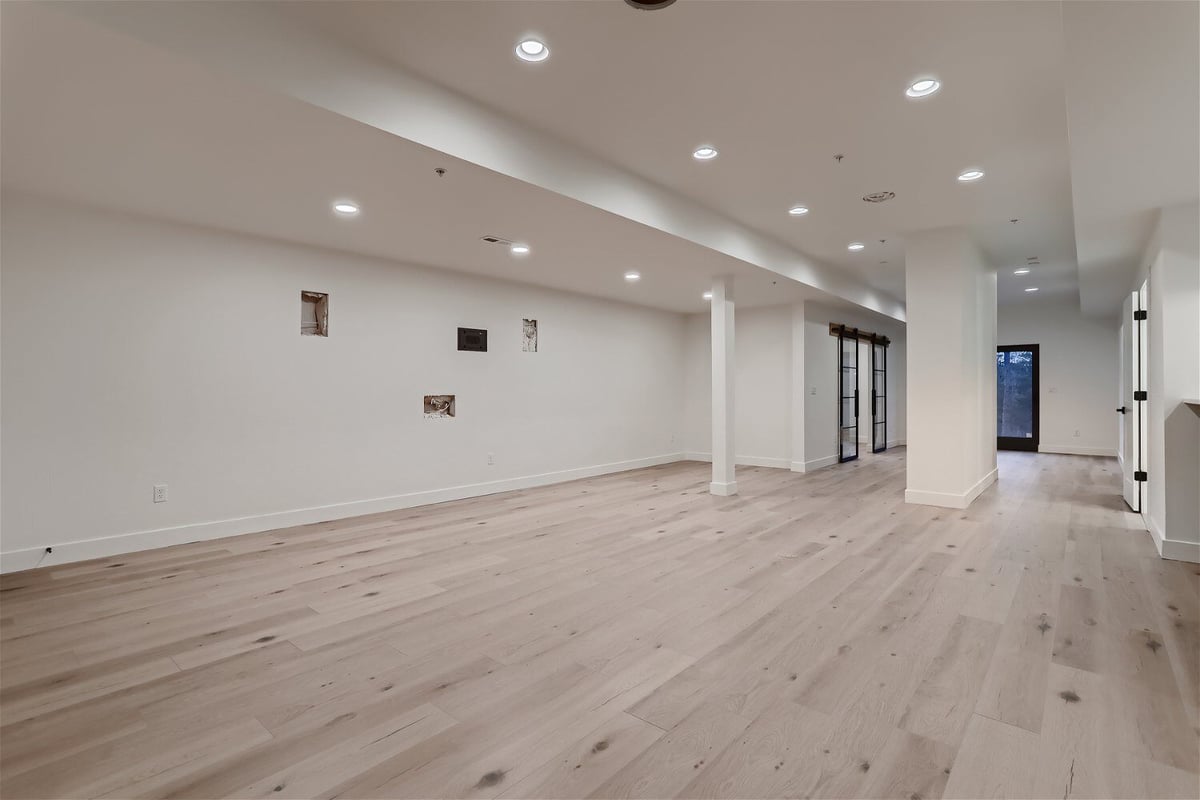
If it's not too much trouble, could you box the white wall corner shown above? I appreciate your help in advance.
[906,468,997,510]
[1148,515,1200,563]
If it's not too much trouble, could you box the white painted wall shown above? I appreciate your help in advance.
[905,228,997,508]
[683,305,793,468]
[998,300,1119,457]
[801,301,907,471]
[0,193,688,570]
[1133,202,1200,561]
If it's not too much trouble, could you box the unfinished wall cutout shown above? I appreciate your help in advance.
[301,291,329,336]
[424,395,456,418]
[523,319,538,352]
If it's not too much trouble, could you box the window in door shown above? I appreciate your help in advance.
[996,344,1039,451]
[838,326,859,463]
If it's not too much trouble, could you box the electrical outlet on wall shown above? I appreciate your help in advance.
[810,387,817,396]
[487,453,495,465]
[1073,429,1080,438]
[153,484,168,503]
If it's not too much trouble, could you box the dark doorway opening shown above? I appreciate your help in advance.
[997,344,1039,452]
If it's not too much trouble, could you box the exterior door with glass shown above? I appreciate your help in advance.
[997,344,1039,451]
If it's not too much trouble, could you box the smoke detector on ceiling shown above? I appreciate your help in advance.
[624,0,678,8]
[863,191,896,203]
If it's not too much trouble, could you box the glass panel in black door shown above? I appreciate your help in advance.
[996,344,1039,451]
[872,342,887,453]
[839,330,858,462]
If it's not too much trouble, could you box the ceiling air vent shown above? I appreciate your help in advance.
[862,191,896,204]
[624,0,678,9]
[480,235,513,246]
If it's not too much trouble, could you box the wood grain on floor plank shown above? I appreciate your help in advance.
[1,450,1196,799]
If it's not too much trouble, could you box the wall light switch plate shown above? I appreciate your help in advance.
[153,484,168,503]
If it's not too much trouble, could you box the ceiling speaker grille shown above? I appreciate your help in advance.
[862,191,896,203]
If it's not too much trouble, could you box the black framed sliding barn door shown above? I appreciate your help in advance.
[838,326,859,463]
[871,339,887,453]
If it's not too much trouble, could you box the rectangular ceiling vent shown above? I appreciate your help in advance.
[480,235,513,246]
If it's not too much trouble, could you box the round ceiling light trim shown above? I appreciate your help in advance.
[847,242,866,251]
[693,145,719,161]
[906,78,941,98]
[788,205,810,216]
[333,201,360,216]
[515,39,550,62]
[862,191,896,204]
[510,243,531,255]
[702,291,713,300]
[1025,286,1040,292]
[623,0,678,8]
[957,169,985,182]
[1014,268,1031,275]
[624,271,641,282]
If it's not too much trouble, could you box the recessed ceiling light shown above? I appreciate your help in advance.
[515,39,549,62]
[702,291,713,300]
[693,146,719,161]
[1025,286,1039,292]
[1014,268,1031,275]
[510,243,530,255]
[847,242,866,251]
[957,169,985,182]
[788,205,810,216]
[624,271,641,282]
[333,201,359,215]
[906,78,941,98]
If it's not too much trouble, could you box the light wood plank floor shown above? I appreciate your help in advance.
[1,450,1197,799]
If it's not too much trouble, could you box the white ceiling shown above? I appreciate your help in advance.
[0,3,853,315]
[1062,0,1200,315]
[281,0,1082,306]
[6,1,1198,320]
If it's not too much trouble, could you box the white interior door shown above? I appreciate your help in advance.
[1123,281,1149,512]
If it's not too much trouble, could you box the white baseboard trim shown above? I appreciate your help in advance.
[1148,515,1200,563]
[709,481,739,496]
[906,468,998,510]
[887,439,907,448]
[1038,444,1118,458]
[0,452,687,574]
[683,452,791,470]
[791,454,840,473]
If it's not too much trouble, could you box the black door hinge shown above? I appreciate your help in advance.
[1134,390,1148,401]
[1134,471,1148,482]
[1134,309,1148,320]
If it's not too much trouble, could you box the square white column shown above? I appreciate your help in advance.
[710,277,737,496]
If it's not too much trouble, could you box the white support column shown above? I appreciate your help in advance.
[905,227,997,509]
[789,303,807,473]
[710,276,737,496]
